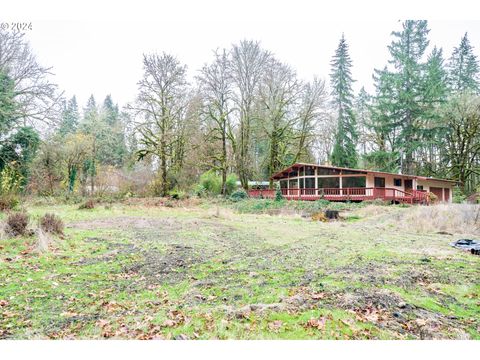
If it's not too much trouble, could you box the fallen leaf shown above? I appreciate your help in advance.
[306,317,326,330]
[268,320,283,332]
[0,300,8,307]
[415,319,427,327]
[162,319,176,327]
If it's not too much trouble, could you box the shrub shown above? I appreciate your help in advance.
[452,187,466,204]
[40,213,64,236]
[427,191,438,203]
[194,184,207,198]
[275,183,284,202]
[199,171,221,195]
[5,212,29,237]
[0,193,19,211]
[169,189,186,200]
[229,189,248,202]
[315,199,331,208]
[78,199,95,209]
[0,164,22,212]
[225,174,238,195]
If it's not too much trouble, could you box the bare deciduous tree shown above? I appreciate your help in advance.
[230,40,270,189]
[197,49,234,195]
[0,30,60,130]
[130,53,190,196]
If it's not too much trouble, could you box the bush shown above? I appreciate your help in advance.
[4,212,29,237]
[225,174,238,195]
[275,183,284,202]
[78,199,95,209]
[427,191,438,203]
[315,199,331,208]
[452,187,467,204]
[169,189,187,200]
[199,171,221,195]
[40,213,64,236]
[194,184,207,198]
[0,193,19,211]
[229,189,248,202]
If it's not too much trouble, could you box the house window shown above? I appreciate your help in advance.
[299,178,304,188]
[305,177,315,188]
[280,180,288,189]
[374,177,385,188]
[305,166,315,176]
[417,185,424,190]
[394,178,402,187]
[318,168,341,176]
[318,177,340,188]
[289,179,298,188]
[343,176,366,188]
[342,169,364,175]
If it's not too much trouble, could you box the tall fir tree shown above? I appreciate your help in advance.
[329,34,358,168]
[420,46,449,176]
[58,96,79,137]
[100,95,127,166]
[369,20,431,174]
[447,32,480,94]
[354,87,372,159]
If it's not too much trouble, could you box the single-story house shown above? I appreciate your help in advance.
[247,163,457,204]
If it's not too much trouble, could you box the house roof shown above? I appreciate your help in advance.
[271,163,458,183]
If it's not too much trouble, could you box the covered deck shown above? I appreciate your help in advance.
[248,187,428,204]
[247,163,430,204]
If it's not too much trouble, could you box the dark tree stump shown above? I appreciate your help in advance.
[324,210,339,220]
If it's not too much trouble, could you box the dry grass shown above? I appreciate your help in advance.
[78,199,96,210]
[39,213,64,236]
[4,212,30,237]
[35,227,52,253]
[396,204,480,235]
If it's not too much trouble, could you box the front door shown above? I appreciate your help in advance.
[404,179,413,193]
[374,177,385,198]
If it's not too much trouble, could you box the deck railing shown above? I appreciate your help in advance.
[247,187,428,203]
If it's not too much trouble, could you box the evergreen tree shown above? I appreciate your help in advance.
[420,46,449,176]
[0,70,16,137]
[447,33,480,94]
[369,20,431,174]
[329,34,358,168]
[58,96,79,137]
[99,95,127,166]
[354,87,372,159]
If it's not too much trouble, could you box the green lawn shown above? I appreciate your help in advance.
[0,200,479,339]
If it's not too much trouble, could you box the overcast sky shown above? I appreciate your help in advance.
[5,1,480,109]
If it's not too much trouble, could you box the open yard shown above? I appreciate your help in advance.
[0,200,479,339]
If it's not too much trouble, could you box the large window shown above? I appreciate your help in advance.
[305,177,316,188]
[305,166,315,176]
[342,169,364,175]
[394,178,402,187]
[280,180,288,189]
[318,177,340,188]
[374,177,385,188]
[343,176,366,188]
[299,178,304,188]
[289,179,298,188]
[318,167,341,176]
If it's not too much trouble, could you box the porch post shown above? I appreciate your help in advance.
[339,175,343,196]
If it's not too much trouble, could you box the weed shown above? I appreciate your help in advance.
[4,212,29,237]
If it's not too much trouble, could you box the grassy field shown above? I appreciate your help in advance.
[0,199,479,339]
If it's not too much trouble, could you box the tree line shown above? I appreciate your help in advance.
[1,20,480,200]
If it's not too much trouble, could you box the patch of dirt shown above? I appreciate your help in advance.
[122,244,204,284]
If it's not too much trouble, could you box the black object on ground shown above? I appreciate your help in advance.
[450,239,480,256]
[324,210,339,220]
